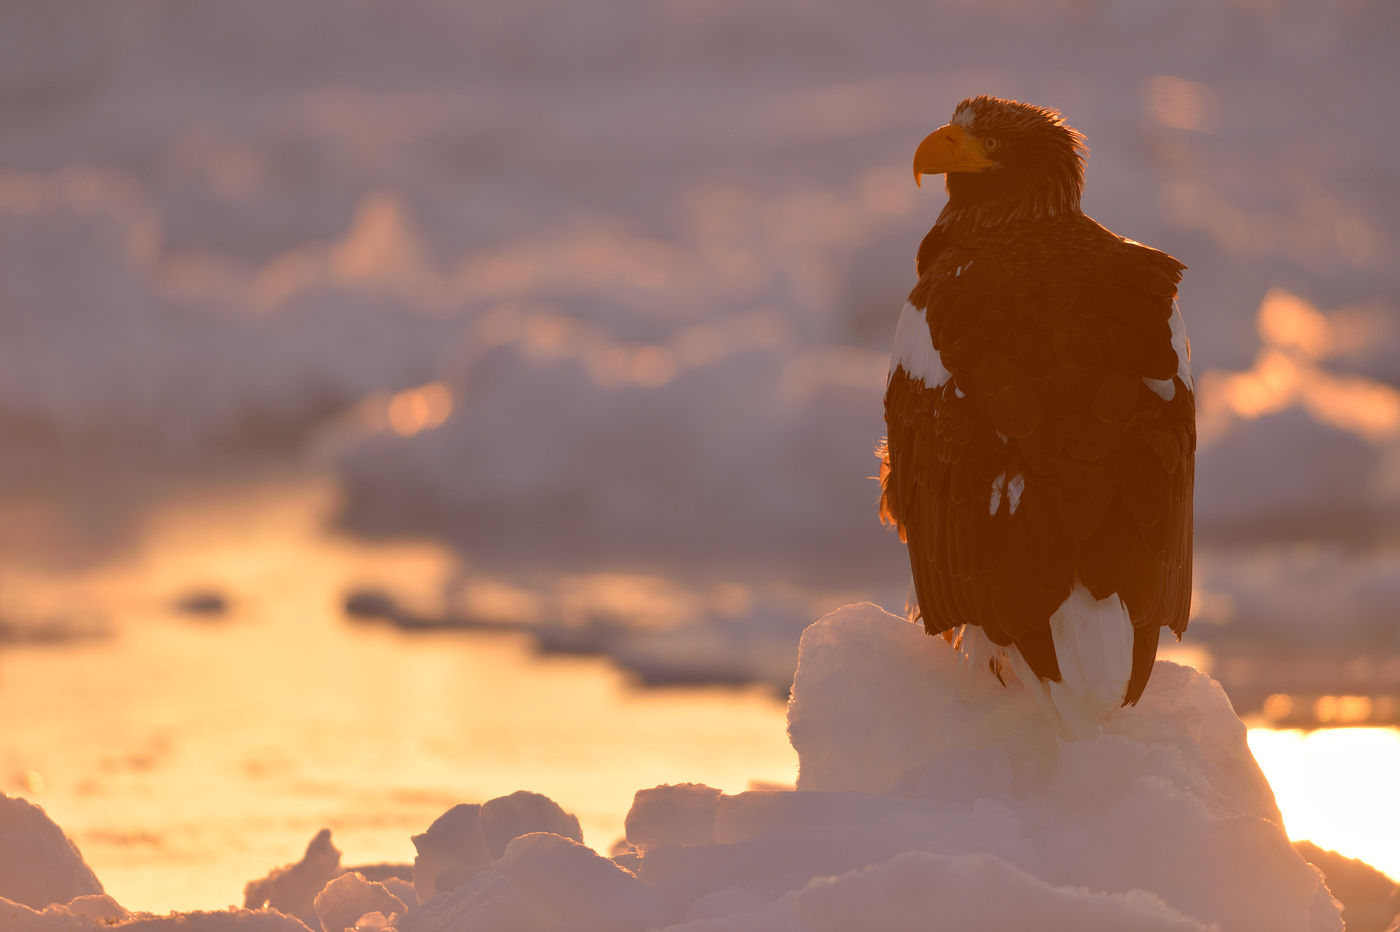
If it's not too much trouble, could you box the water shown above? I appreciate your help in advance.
[1,470,1396,912]
[0,472,794,911]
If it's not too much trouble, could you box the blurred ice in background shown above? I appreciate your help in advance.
[2,0,1399,910]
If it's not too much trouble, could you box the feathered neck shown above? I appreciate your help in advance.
[936,169,1083,232]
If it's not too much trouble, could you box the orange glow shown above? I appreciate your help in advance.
[522,312,580,358]
[252,193,443,310]
[1146,76,1219,131]
[1249,728,1400,882]
[1216,349,1301,418]
[387,382,453,436]
[1300,372,1400,441]
[329,193,432,290]
[0,478,795,911]
[1257,289,1335,359]
[630,346,677,387]
[1203,292,1400,441]
[1261,694,1295,722]
[1314,695,1374,725]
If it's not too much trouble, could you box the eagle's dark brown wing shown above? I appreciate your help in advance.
[880,214,1193,705]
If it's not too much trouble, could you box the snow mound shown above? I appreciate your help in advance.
[400,833,663,932]
[615,603,1337,931]
[0,794,103,909]
[663,850,1214,932]
[386,604,1339,930]
[313,873,404,932]
[243,829,341,930]
[0,899,309,932]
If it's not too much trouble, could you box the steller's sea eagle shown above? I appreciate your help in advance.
[878,95,1195,730]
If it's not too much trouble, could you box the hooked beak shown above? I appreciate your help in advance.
[913,123,996,187]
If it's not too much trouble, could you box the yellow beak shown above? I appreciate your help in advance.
[913,124,996,187]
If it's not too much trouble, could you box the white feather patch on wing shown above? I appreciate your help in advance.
[889,302,953,389]
[1142,376,1175,401]
[1168,299,1193,389]
[1143,300,1192,401]
[1007,474,1025,514]
[1045,582,1134,736]
[989,473,1006,516]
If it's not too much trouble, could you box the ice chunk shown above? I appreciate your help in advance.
[1293,841,1400,932]
[313,873,405,932]
[375,878,417,911]
[244,829,343,930]
[0,794,104,909]
[63,895,129,922]
[398,834,662,932]
[0,897,313,931]
[411,793,584,902]
[625,784,722,851]
[481,792,583,858]
[410,806,492,904]
[495,833,663,932]
[396,869,553,932]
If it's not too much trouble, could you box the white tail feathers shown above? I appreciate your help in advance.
[1045,583,1134,736]
[951,582,1134,739]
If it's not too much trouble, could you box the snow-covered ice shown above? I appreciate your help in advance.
[0,795,103,909]
[0,605,1359,930]
[0,1,1395,925]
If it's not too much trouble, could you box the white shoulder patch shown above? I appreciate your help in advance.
[889,302,952,389]
[1168,299,1193,390]
[1142,376,1175,401]
[1141,300,1192,402]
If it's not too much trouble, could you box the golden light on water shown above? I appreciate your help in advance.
[1248,727,1400,882]
[1313,694,1375,726]
[0,477,795,912]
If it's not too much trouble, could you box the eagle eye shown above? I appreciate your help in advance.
[983,137,999,151]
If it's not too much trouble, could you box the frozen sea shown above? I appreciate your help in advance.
[0,473,1397,915]
[2,0,1399,922]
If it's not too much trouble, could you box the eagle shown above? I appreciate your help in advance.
[878,95,1194,730]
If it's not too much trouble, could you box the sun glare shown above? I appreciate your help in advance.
[1248,727,1400,882]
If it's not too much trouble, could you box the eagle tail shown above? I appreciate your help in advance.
[1044,583,1134,736]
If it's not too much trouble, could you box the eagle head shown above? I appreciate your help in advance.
[914,95,1087,224]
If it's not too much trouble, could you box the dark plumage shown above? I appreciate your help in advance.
[879,96,1194,709]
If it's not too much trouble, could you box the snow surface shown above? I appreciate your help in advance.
[0,605,1351,930]
[0,795,103,909]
